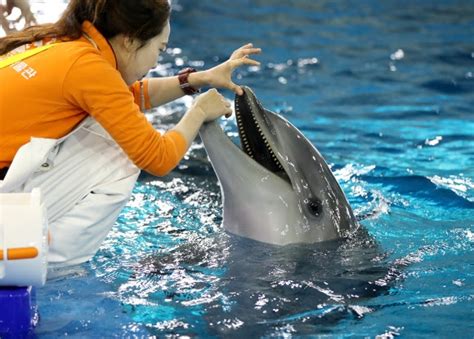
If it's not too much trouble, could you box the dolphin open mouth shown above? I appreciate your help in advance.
[199,86,360,243]
[234,89,289,181]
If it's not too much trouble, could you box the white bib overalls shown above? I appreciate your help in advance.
[1,44,140,267]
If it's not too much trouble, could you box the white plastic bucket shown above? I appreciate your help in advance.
[0,188,48,287]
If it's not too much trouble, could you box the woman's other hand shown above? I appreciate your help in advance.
[172,89,232,147]
[192,88,232,122]
[203,43,262,96]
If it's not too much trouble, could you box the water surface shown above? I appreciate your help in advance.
[35,0,473,337]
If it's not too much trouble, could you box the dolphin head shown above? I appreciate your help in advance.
[199,86,358,245]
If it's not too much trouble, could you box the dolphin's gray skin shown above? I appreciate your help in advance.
[199,87,358,245]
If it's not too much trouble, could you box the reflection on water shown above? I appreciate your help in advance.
[136,230,394,337]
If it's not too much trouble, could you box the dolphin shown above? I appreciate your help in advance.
[198,86,359,245]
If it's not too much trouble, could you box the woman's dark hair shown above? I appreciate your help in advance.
[0,0,171,55]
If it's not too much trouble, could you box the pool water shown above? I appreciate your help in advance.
[34,0,473,337]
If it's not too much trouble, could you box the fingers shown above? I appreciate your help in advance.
[235,47,262,58]
[240,43,254,49]
[224,102,233,118]
[222,99,233,118]
[231,43,262,60]
[230,57,261,68]
[241,56,261,66]
[225,106,233,118]
[223,97,233,117]
[229,83,244,96]
[219,94,233,118]
[209,88,226,102]
[204,88,233,117]
[238,43,261,52]
[242,47,262,54]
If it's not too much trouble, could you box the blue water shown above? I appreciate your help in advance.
[35,0,473,337]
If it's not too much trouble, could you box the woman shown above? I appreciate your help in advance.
[0,0,261,267]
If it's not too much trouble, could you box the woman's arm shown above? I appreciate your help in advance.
[147,71,210,107]
[148,43,261,107]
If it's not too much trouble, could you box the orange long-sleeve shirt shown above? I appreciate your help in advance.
[0,21,187,176]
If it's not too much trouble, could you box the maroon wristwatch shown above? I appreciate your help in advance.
[178,67,200,95]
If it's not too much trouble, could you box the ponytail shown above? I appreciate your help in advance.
[0,0,171,55]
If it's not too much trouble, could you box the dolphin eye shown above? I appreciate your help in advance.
[306,198,322,216]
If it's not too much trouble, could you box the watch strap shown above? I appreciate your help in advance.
[178,67,200,95]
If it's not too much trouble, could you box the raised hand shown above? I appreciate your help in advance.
[204,43,262,96]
